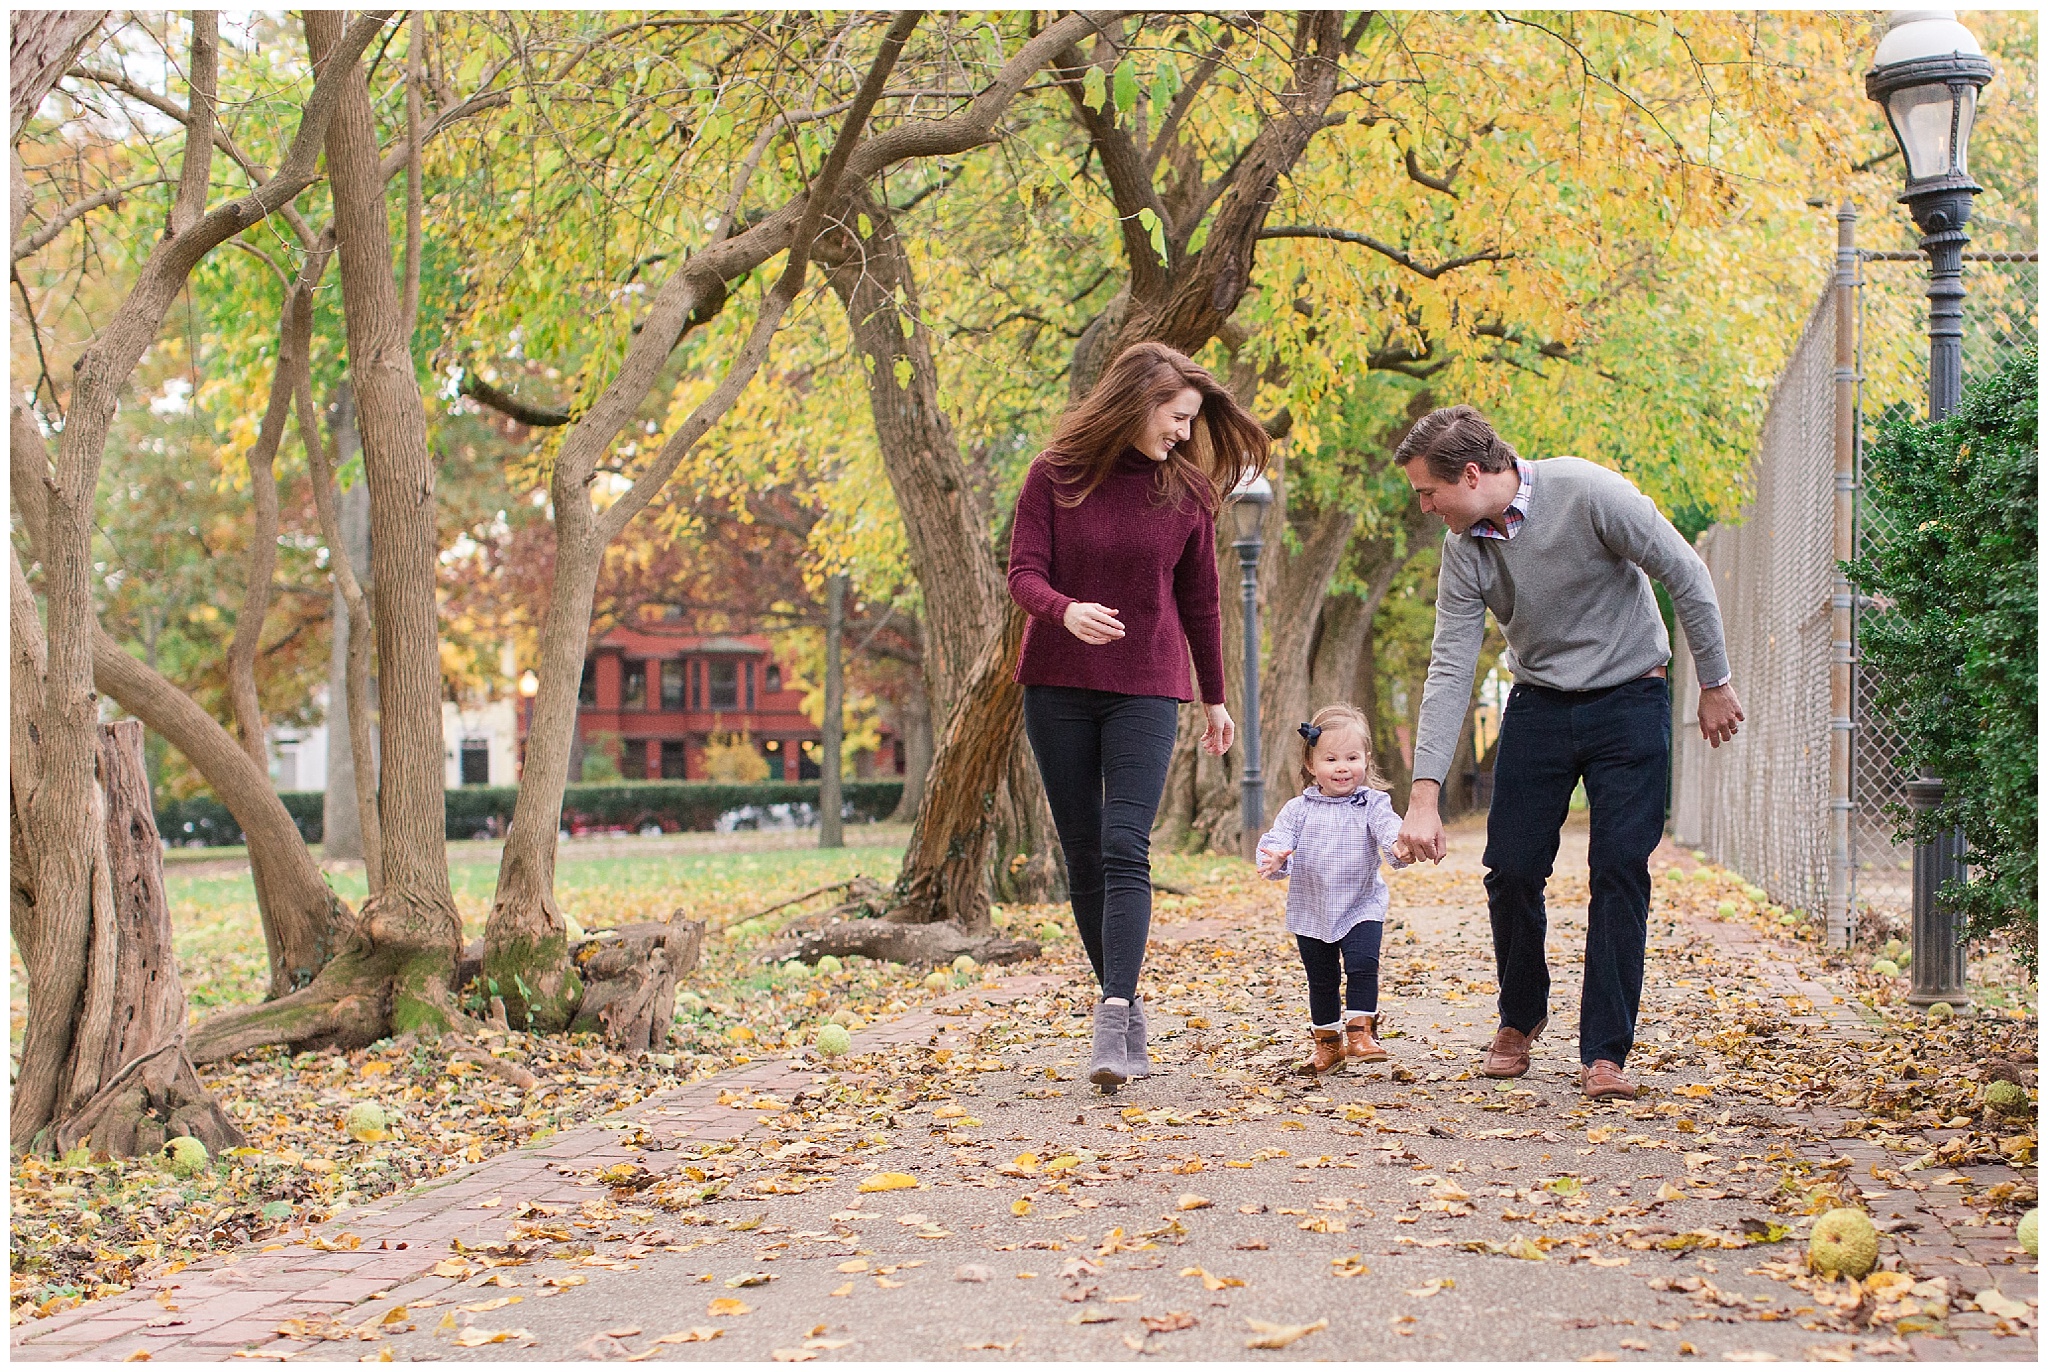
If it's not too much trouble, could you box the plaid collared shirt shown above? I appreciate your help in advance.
[1256,786,1409,943]
[1468,458,1534,541]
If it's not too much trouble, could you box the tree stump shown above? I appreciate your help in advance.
[568,920,703,1052]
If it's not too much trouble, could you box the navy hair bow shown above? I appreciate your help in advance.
[1297,722,1321,745]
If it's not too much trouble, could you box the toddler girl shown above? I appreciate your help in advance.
[1256,703,1409,1074]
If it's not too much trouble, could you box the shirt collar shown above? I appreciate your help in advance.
[1469,458,1533,541]
[1301,785,1372,806]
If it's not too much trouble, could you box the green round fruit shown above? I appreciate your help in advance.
[1871,959,1900,979]
[1744,885,1767,903]
[1882,938,1904,961]
[345,1102,388,1141]
[163,1136,210,1178]
[831,1008,859,1028]
[1777,912,1799,926]
[1896,951,1912,969]
[815,955,843,975]
[951,954,979,974]
[816,1023,852,1057]
[1717,900,1737,917]
[923,970,949,991]
[1926,1001,1955,1022]
[1983,1079,2028,1116]
[2017,1208,2038,1257]
[1808,1208,1879,1278]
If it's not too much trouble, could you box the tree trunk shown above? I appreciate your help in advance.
[225,331,296,771]
[888,654,932,823]
[820,572,846,848]
[50,722,243,1158]
[305,10,461,1037]
[14,403,350,997]
[320,401,373,863]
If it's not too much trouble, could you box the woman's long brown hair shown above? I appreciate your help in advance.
[1038,341,1269,512]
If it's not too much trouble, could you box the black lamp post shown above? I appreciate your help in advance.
[1229,473,1273,858]
[1864,8,1992,1006]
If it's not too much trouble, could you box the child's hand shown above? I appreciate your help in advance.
[1256,846,1292,878]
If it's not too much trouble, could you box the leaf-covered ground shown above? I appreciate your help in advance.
[8,822,2036,1354]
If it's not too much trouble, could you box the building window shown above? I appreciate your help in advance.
[661,739,687,779]
[688,659,702,710]
[765,663,782,693]
[744,660,756,710]
[622,660,647,710]
[708,659,738,710]
[579,659,597,706]
[621,738,648,779]
[460,738,490,787]
[660,660,685,711]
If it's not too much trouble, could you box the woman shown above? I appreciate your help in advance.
[1007,340,1269,1089]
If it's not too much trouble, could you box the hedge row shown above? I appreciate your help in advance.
[157,780,907,847]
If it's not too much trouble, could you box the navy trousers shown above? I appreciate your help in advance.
[1022,685,1180,1002]
[1482,676,1670,1068]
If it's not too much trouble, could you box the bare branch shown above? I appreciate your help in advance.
[12,176,170,261]
[460,372,571,428]
[1257,225,1510,280]
[1403,146,1457,197]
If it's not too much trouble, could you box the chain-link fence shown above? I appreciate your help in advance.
[1672,221,2037,940]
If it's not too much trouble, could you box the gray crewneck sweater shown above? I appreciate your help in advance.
[1412,456,1729,785]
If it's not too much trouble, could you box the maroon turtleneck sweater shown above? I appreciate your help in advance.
[1007,454,1225,704]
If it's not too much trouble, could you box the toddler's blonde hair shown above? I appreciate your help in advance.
[1297,703,1390,791]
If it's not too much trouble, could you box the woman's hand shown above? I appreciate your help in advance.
[1201,703,1235,755]
[1062,601,1125,645]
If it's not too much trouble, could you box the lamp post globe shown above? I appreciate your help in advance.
[1865,8,1994,421]
[1229,473,1273,857]
[1864,9,1990,1006]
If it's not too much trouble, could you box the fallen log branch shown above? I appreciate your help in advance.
[779,917,1040,969]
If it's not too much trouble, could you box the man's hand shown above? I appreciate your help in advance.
[1395,779,1448,864]
[1255,846,1291,878]
[1200,703,1235,755]
[1062,601,1125,644]
[1698,682,1745,748]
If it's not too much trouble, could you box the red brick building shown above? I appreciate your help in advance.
[570,624,895,782]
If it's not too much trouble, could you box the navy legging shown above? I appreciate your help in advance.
[1022,685,1179,1001]
[1297,919,1383,1026]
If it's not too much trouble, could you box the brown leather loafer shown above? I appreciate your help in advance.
[1302,1028,1347,1075]
[1480,1016,1546,1078]
[1580,1059,1637,1100]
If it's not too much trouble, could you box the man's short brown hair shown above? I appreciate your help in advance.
[1393,405,1520,484]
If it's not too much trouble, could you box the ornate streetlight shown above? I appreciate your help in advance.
[1228,473,1273,857]
[1864,9,1992,1006]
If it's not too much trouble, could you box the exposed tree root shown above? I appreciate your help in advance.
[53,1040,244,1158]
[779,916,1040,968]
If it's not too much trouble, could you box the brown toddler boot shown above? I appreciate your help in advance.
[1302,1027,1346,1075]
[1344,1012,1389,1064]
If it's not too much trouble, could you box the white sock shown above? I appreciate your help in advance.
[1104,997,1130,1006]
[1312,1020,1343,1032]
[1345,1010,1374,1024]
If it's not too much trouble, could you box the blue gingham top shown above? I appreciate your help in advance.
[1255,786,1409,943]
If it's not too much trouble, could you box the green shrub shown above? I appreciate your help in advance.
[1844,344,2036,963]
[158,780,905,846]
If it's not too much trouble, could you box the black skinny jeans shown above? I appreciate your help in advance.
[1296,919,1383,1026]
[1482,676,1670,1068]
[1022,685,1180,1002]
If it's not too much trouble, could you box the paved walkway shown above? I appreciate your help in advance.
[13,820,2035,1362]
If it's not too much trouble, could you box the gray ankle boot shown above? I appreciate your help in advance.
[1089,1001,1131,1086]
[1124,997,1150,1078]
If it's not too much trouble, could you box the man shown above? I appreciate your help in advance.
[1391,406,1744,1101]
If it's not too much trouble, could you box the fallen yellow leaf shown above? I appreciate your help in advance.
[458,1296,522,1313]
[1245,1316,1327,1349]
[708,1298,751,1317]
[1011,1198,1034,1216]
[858,1172,919,1193]
[828,1283,853,1298]
[1176,1194,1213,1211]
[450,1327,532,1348]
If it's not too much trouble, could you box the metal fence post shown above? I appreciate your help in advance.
[1827,202,1858,949]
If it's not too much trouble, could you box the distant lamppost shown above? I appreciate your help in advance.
[517,669,539,779]
[1229,473,1273,858]
[1865,8,1992,1006]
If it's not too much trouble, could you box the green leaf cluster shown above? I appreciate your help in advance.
[1844,346,2037,961]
